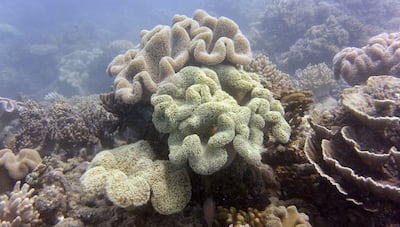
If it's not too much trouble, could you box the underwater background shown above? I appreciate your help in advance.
[0,0,399,226]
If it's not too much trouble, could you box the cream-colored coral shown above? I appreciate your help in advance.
[106,9,251,104]
[0,181,41,226]
[80,140,191,215]
[151,65,290,175]
[333,32,400,85]
[0,148,42,180]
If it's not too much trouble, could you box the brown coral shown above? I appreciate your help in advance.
[333,32,400,85]
[215,203,311,227]
[106,9,251,105]
[6,96,116,157]
[0,181,41,226]
[305,75,400,210]
[244,53,293,99]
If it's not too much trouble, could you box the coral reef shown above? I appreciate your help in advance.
[244,53,292,98]
[333,32,400,85]
[249,0,395,73]
[0,148,42,180]
[59,48,104,95]
[305,75,400,210]
[0,181,41,226]
[293,63,338,101]
[151,65,290,175]
[106,9,251,105]
[5,96,117,156]
[80,140,191,215]
[215,203,311,227]
[0,148,42,193]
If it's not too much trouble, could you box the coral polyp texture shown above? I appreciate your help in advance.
[305,75,400,209]
[0,181,41,226]
[80,140,191,215]
[106,9,251,104]
[151,65,290,175]
[215,204,311,227]
[333,32,400,85]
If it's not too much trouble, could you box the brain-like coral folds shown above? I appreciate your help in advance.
[107,9,251,104]
[333,32,400,85]
[80,140,191,215]
[151,65,290,175]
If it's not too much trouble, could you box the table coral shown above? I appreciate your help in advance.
[151,65,290,175]
[106,9,251,105]
[80,140,191,215]
[305,75,400,210]
[333,32,400,85]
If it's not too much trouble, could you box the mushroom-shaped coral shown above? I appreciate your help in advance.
[80,140,191,215]
[0,181,41,226]
[0,148,42,180]
[106,9,251,105]
[305,75,400,209]
[333,32,400,85]
[151,65,290,175]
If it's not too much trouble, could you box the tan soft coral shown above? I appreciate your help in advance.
[106,9,251,105]
[305,75,400,210]
[0,148,41,180]
[0,181,41,226]
[333,32,400,85]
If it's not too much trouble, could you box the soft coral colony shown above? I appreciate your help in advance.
[83,9,293,218]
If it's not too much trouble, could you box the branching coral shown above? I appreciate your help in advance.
[293,63,337,101]
[6,96,116,156]
[80,140,192,215]
[0,181,41,226]
[244,53,292,99]
[151,65,290,175]
[106,9,251,105]
[333,32,400,85]
[305,75,400,210]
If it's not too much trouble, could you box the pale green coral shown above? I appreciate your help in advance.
[151,65,290,175]
[80,140,191,215]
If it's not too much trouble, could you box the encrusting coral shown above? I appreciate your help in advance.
[333,32,400,85]
[305,75,400,210]
[151,65,290,175]
[106,9,251,105]
[80,140,192,215]
[0,181,41,226]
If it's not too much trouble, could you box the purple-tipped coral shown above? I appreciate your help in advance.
[333,32,400,85]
